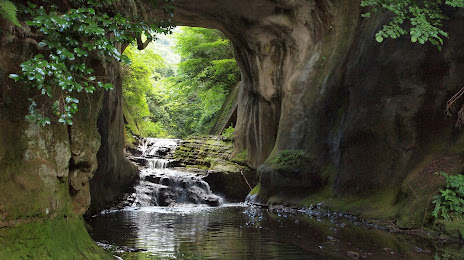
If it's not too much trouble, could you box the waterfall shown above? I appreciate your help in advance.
[126,138,222,208]
[147,159,171,169]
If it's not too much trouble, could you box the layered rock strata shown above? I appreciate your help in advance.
[173,136,257,202]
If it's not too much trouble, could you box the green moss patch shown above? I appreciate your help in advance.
[434,219,464,240]
[231,149,247,164]
[299,188,401,220]
[0,217,111,259]
[0,159,70,221]
[270,150,314,172]
[249,183,261,196]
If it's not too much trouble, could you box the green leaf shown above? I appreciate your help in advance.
[0,0,22,27]
[9,74,19,81]
[13,0,174,126]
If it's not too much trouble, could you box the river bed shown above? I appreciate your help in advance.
[86,138,459,259]
[86,203,449,259]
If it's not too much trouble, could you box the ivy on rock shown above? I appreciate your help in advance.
[361,0,464,50]
[9,0,174,126]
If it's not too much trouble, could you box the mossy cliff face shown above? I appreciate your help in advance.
[87,48,139,216]
[171,1,464,229]
[1,2,464,256]
[0,24,110,257]
[173,136,258,202]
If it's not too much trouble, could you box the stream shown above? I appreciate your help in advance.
[87,139,458,259]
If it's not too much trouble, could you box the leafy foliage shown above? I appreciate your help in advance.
[127,27,239,138]
[221,125,235,141]
[361,0,464,50]
[122,44,172,138]
[164,27,239,137]
[9,0,173,125]
[432,171,464,221]
[175,27,239,93]
[0,0,20,26]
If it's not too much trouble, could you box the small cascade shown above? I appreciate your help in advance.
[125,138,222,208]
[147,159,171,169]
[139,138,180,158]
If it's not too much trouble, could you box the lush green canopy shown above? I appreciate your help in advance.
[122,27,240,139]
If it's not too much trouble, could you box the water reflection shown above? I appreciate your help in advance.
[87,204,443,259]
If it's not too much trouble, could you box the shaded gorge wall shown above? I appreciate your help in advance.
[170,0,464,229]
[0,23,111,258]
[1,3,464,258]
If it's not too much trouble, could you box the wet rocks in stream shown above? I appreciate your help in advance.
[126,170,222,207]
[123,138,222,208]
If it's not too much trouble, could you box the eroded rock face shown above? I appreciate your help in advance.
[172,0,357,169]
[171,0,464,222]
[1,0,464,236]
[87,57,139,216]
[0,36,103,222]
[173,136,258,202]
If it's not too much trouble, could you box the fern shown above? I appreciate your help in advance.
[0,0,21,27]
[432,172,464,221]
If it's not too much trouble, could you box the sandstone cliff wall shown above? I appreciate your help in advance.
[171,0,464,229]
[0,25,111,257]
[87,55,139,216]
[0,14,137,255]
[1,1,464,254]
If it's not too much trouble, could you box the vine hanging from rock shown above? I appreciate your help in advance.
[7,0,174,125]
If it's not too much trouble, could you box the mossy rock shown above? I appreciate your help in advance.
[270,150,314,172]
[249,183,261,196]
[434,219,464,240]
[231,149,247,164]
[0,217,111,259]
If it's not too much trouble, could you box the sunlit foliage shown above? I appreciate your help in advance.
[8,0,173,125]
[123,27,240,138]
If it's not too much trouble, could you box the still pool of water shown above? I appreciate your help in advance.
[85,204,463,259]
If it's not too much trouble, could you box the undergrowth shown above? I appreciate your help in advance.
[432,171,464,221]
[221,125,234,141]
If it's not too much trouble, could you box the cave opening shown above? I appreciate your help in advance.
[121,26,240,140]
[2,0,462,258]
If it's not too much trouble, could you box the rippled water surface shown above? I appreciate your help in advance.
[86,204,454,259]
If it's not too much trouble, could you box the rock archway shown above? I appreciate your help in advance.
[171,0,358,169]
[159,1,464,227]
[91,0,348,213]
[89,0,464,219]
[1,0,463,239]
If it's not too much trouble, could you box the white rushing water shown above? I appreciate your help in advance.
[126,138,222,208]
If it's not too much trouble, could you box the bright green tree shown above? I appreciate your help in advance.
[162,27,240,137]
[124,27,240,138]
[122,44,172,138]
